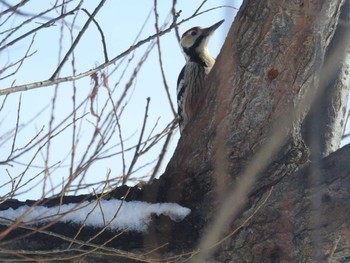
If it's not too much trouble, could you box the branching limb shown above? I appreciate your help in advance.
[50,0,106,79]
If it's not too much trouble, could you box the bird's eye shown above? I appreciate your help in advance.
[190,30,197,36]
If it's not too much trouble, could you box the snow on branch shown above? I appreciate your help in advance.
[0,200,191,232]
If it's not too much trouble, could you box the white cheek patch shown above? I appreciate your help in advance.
[181,35,196,49]
[195,37,209,54]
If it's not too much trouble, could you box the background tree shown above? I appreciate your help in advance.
[1,0,350,262]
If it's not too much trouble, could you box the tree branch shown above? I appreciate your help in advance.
[50,0,106,79]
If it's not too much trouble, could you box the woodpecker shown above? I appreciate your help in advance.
[177,19,224,133]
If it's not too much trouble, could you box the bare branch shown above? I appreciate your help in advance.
[0,2,80,51]
[124,97,151,184]
[148,119,177,182]
[154,0,177,117]
[7,94,22,160]
[50,0,106,79]
[0,34,37,81]
[0,4,232,96]
[81,8,109,63]
[0,0,30,17]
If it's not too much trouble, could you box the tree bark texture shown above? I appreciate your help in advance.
[213,144,350,263]
[303,0,350,157]
[0,0,349,262]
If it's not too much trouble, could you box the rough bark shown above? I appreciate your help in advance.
[213,144,350,263]
[0,0,349,262]
[303,0,350,157]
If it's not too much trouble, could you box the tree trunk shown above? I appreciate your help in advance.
[161,0,348,261]
[302,0,350,157]
[1,0,350,262]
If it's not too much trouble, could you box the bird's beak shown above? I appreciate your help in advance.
[202,19,224,37]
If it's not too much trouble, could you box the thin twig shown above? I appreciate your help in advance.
[114,41,155,111]
[82,8,109,63]
[7,94,21,159]
[0,34,37,81]
[0,0,30,17]
[149,118,177,182]
[124,97,151,184]
[0,94,9,112]
[0,4,232,96]
[172,0,181,43]
[154,0,177,116]
[0,3,80,51]
[326,236,341,263]
[50,0,106,79]
[106,84,127,179]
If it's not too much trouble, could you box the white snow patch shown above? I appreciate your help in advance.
[0,200,191,232]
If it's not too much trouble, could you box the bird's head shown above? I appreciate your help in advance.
[180,19,224,61]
